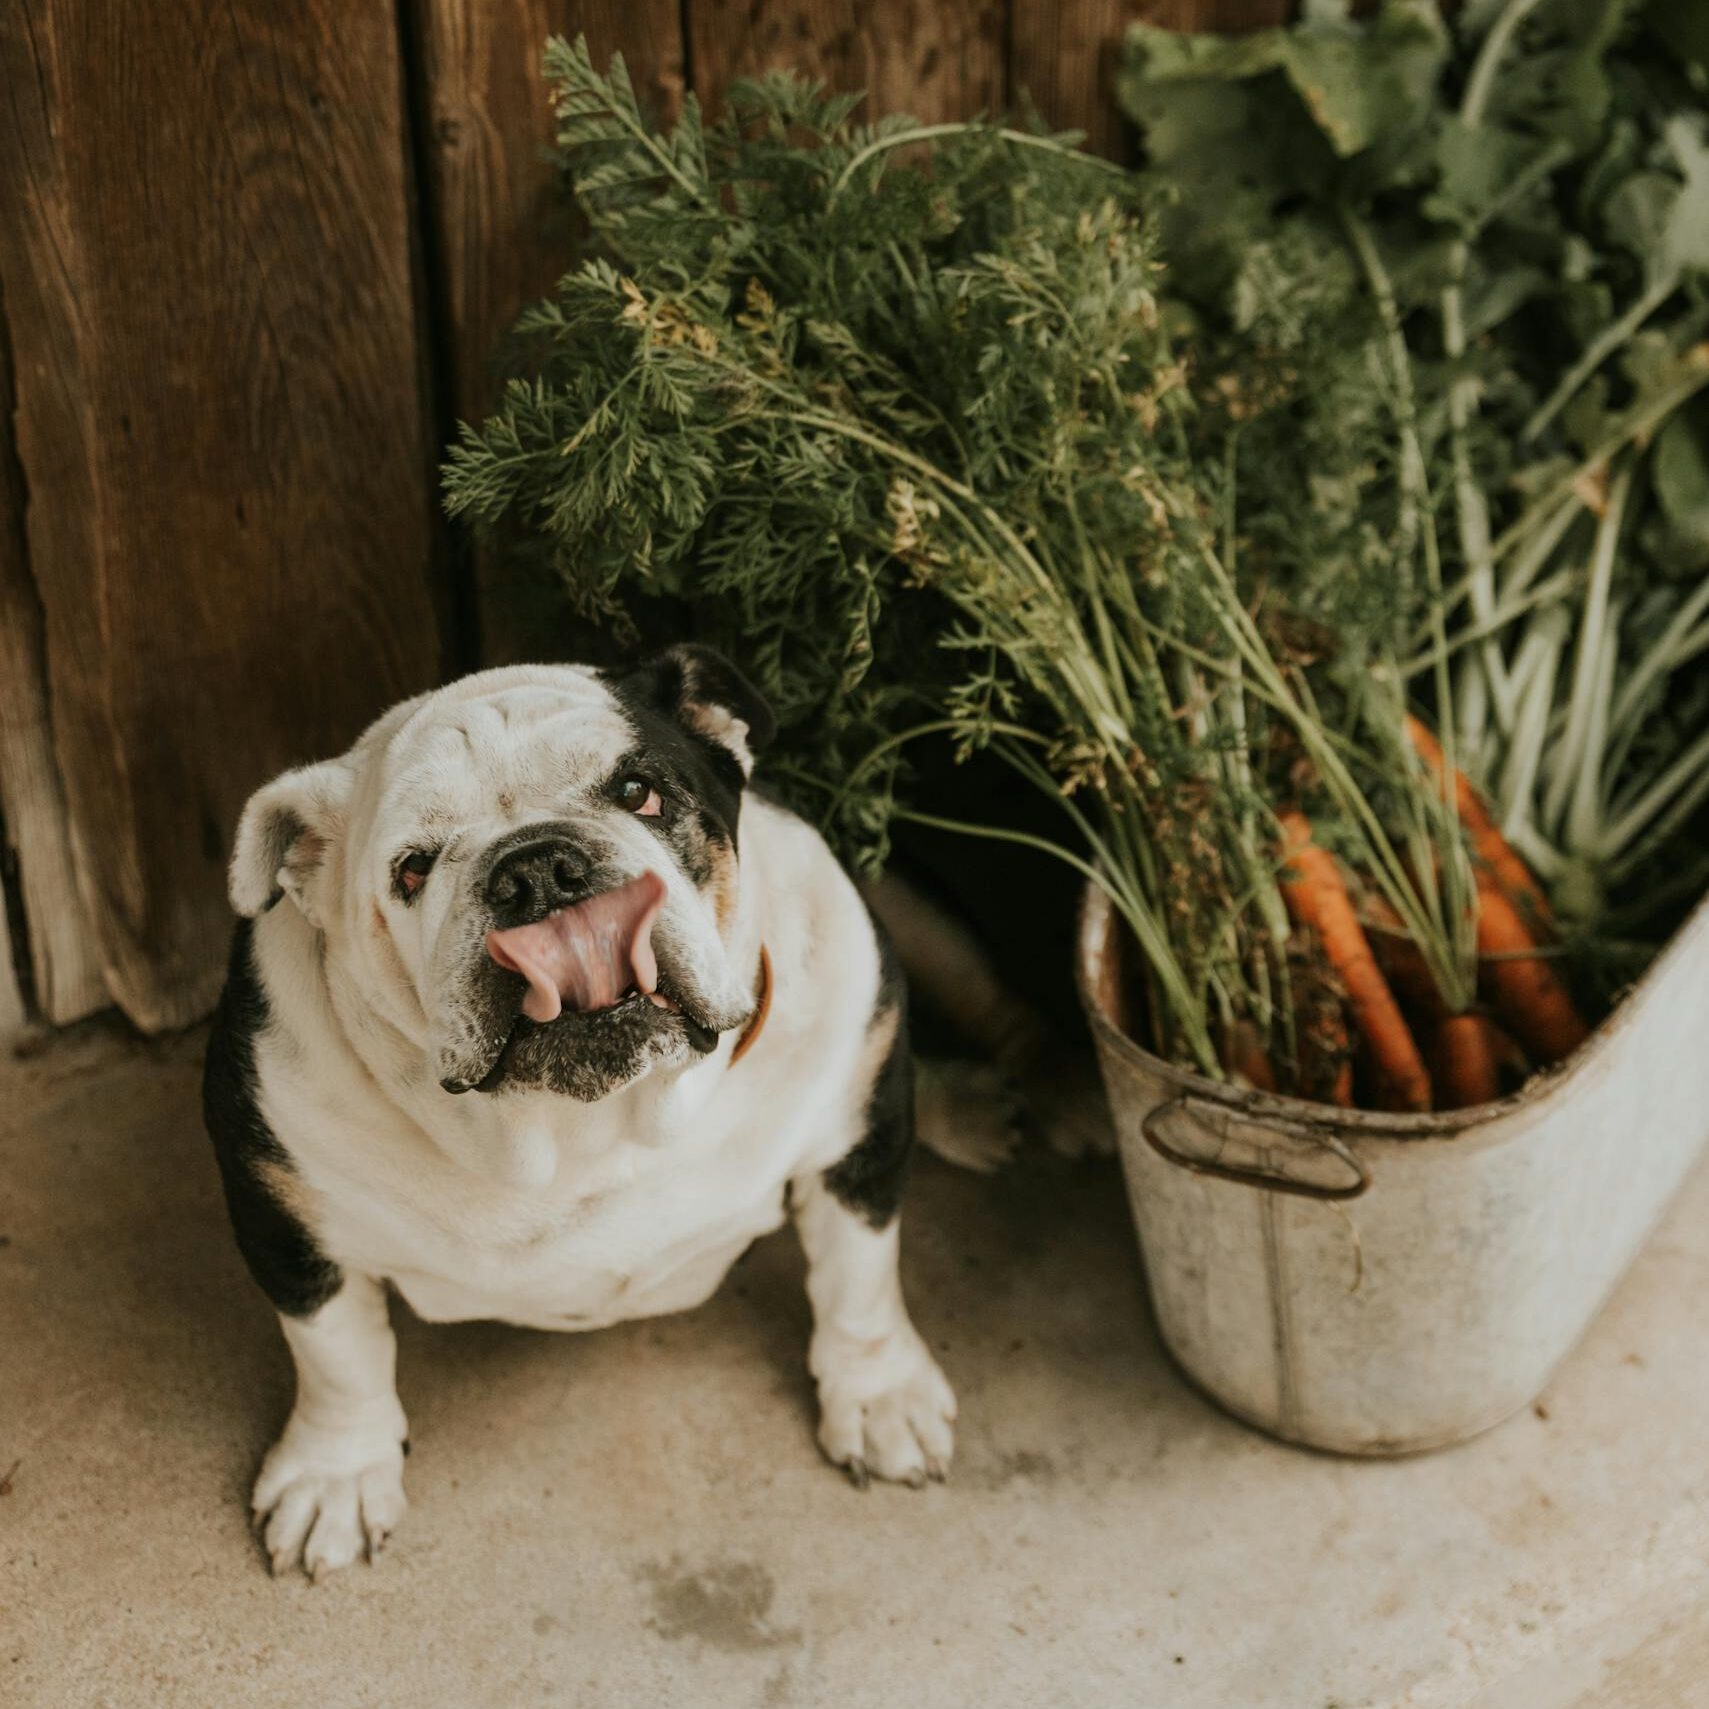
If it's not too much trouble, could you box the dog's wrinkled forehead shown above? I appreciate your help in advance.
[225,649,772,928]
[373,670,632,828]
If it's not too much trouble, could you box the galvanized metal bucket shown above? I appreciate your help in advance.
[1077,883,1709,1455]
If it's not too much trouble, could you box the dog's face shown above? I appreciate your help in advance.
[229,648,776,1102]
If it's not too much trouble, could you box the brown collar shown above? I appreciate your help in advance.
[729,945,772,1065]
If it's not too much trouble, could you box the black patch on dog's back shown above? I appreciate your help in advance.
[203,921,342,1318]
[823,921,914,1229]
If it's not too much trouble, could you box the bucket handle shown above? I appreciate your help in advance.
[1141,1094,1371,1201]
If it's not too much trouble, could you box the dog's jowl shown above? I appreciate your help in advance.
[203,649,955,1578]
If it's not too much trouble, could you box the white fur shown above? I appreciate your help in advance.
[251,1279,407,1578]
[232,667,954,1576]
[795,1174,956,1484]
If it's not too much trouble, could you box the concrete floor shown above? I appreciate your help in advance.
[4,1024,1709,1709]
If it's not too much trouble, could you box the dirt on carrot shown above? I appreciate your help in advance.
[1277,812,1433,1113]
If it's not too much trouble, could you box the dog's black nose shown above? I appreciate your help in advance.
[484,834,591,928]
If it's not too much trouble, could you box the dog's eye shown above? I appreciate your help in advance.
[615,776,662,817]
[395,850,436,899]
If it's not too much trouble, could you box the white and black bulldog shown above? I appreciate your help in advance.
[204,649,957,1579]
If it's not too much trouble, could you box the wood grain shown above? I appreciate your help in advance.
[0,0,443,1031]
[414,1,686,423]
[1010,0,1294,159]
[689,0,1006,126]
[0,261,108,1025]
[0,879,24,1040]
[412,1,686,664]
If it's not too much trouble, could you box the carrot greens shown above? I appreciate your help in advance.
[445,42,1467,1091]
[1121,0,1709,990]
[448,7,1703,1107]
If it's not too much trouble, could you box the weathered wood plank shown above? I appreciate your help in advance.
[411,0,686,664]
[0,567,108,1028]
[688,0,1006,126]
[0,1,443,1032]
[0,267,108,1025]
[414,1,685,422]
[0,879,25,1041]
[1010,0,1294,160]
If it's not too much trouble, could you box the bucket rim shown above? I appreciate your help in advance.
[1074,878,1709,1143]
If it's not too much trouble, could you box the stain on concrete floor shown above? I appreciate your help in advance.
[640,1556,799,1652]
[3,1020,1709,1707]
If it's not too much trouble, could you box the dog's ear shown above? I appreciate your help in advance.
[229,757,357,922]
[619,645,776,778]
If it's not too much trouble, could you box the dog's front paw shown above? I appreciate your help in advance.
[252,1415,408,1580]
[813,1328,957,1489]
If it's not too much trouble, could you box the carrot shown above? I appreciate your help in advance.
[1329,1059,1355,1109]
[1474,873,1591,1065]
[1404,716,1552,932]
[1362,894,1446,1022]
[1399,719,1587,1068]
[1432,1013,1501,1109]
[1366,893,1506,1108]
[1276,812,1433,1113]
[1222,1018,1278,1092]
[1487,1021,1531,1083]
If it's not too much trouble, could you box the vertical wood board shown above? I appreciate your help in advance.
[0,0,443,1031]
[414,0,686,421]
[412,0,687,663]
[0,887,24,1041]
[0,274,108,1025]
[688,0,1006,127]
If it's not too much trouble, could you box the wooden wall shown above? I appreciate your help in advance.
[0,0,1286,1036]
[0,0,444,1032]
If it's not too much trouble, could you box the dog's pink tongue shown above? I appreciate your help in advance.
[486,871,666,1023]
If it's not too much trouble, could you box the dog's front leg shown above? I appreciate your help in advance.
[790,1174,956,1488]
[252,1275,409,1578]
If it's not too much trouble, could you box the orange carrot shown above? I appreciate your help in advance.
[1432,1013,1502,1109]
[1474,874,1591,1064]
[1222,1018,1278,1092]
[1329,1059,1355,1109]
[1366,894,1506,1108]
[1362,894,1446,1022]
[1276,813,1433,1113]
[1404,716,1552,932]
[1399,719,1587,1067]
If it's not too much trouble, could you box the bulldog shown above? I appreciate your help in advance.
[204,649,958,1579]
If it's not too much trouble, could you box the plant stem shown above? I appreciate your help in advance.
[1540,462,1630,837]
[1608,572,1709,737]
[1440,0,1548,747]
[889,803,1221,1073]
[1490,348,1709,563]
[1522,272,1680,445]
[1461,0,1548,126]
[828,124,1124,204]
[1496,608,1569,844]
[1339,206,1476,1001]
[1603,727,1709,871]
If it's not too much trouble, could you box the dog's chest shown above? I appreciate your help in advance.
[315,1105,798,1333]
